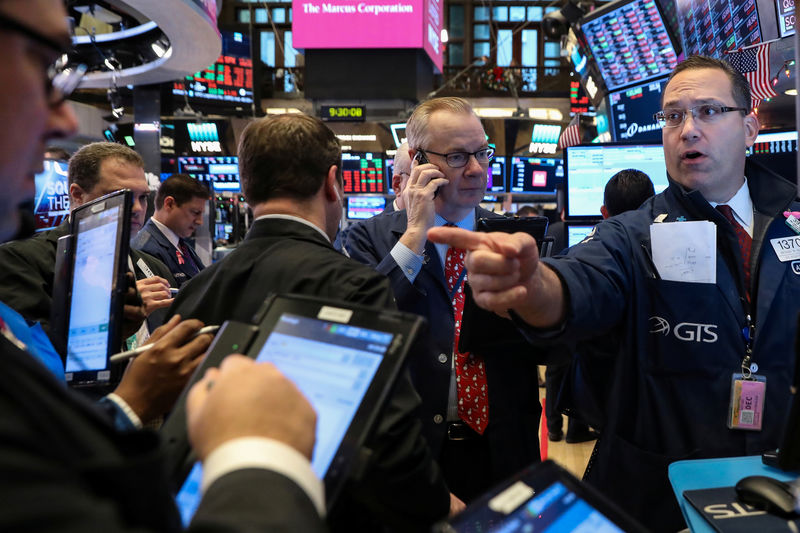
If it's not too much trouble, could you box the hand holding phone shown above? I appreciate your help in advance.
[413,150,442,198]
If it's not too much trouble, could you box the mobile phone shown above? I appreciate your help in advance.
[414,150,440,197]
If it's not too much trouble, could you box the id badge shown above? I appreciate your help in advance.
[728,373,766,431]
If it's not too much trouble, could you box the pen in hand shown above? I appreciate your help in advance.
[109,325,220,364]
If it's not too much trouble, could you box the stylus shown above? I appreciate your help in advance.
[109,325,220,363]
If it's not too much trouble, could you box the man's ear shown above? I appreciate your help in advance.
[743,111,760,148]
[163,196,177,210]
[600,205,610,219]
[391,174,403,195]
[324,165,340,202]
[69,183,88,208]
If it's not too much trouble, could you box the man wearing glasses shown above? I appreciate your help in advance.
[0,1,325,531]
[429,56,800,530]
[345,97,542,505]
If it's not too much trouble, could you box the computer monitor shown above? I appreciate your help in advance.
[565,143,668,219]
[346,196,386,220]
[608,76,668,143]
[676,0,768,58]
[487,156,506,193]
[579,0,678,93]
[177,156,239,192]
[747,129,798,180]
[566,222,599,248]
[341,152,386,194]
[507,157,564,196]
[34,159,70,232]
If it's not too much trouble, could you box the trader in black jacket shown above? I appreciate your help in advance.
[0,0,326,530]
[169,113,453,531]
[132,174,208,288]
[0,142,175,342]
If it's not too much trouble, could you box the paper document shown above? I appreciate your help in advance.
[650,221,716,283]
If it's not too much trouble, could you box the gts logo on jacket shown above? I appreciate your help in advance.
[649,316,719,343]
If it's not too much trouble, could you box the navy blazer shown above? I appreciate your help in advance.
[132,219,204,289]
[345,208,542,483]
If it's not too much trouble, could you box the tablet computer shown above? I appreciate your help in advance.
[160,293,425,524]
[64,190,132,387]
[436,460,646,533]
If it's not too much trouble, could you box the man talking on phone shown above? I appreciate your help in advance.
[345,97,541,502]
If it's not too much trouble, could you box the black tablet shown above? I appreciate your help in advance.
[436,460,647,533]
[160,294,425,524]
[64,190,132,387]
[476,215,549,247]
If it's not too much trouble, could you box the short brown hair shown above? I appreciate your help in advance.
[68,142,144,192]
[406,97,478,149]
[155,174,209,210]
[237,114,341,205]
[663,55,752,112]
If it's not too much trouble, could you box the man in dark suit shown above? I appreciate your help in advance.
[132,174,208,288]
[345,97,541,503]
[0,142,175,342]
[0,0,325,530]
[168,113,451,531]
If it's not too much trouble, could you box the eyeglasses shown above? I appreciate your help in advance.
[0,13,86,107]
[653,104,748,128]
[420,147,495,168]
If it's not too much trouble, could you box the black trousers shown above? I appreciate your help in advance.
[438,422,493,503]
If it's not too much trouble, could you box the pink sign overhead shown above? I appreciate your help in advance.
[292,0,443,71]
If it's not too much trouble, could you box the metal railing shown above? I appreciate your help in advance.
[436,65,572,97]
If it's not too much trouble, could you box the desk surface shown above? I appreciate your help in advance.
[669,456,798,532]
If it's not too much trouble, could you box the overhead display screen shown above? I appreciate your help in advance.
[776,0,796,36]
[341,152,385,194]
[178,156,240,191]
[34,159,70,232]
[487,156,506,193]
[292,0,444,71]
[580,0,678,92]
[676,0,763,57]
[172,31,254,106]
[608,77,668,142]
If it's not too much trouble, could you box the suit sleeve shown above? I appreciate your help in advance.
[344,219,429,311]
[191,469,328,533]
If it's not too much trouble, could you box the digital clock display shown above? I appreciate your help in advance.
[321,105,366,121]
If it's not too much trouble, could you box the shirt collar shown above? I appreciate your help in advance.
[435,211,475,231]
[150,217,181,249]
[709,177,754,234]
[254,214,331,243]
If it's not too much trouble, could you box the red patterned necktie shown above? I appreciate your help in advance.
[716,204,752,298]
[444,237,489,434]
[178,239,201,275]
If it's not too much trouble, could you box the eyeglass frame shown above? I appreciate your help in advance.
[0,12,86,107]
[418,147,495,168]
[653,104,749,129]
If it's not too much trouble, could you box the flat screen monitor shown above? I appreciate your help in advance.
[508,157,564,195]
[579,0,678,92]
[341,152,385,194]
[747,129,798,181]
[608,76,668,142]
[346,196,386,219]
[776,0,796,37]
[177,156,239,192]
[566,222,599,248]
[34,159,70,232]
[677,0,764,58]
[487,156,506,193]
[172,31,254,109]
[565,143,668,219]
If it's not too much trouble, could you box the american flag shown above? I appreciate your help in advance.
[558,114,581,151]
[725,42,777,109]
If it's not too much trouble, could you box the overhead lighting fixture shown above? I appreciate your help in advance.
[265,107,302,114]
[474,108,515,118]
[786,88,798,96]
[441,29,449,43]
[528,108,564,121]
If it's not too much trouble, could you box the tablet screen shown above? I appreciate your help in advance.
[452,480,625,533]
[175,311,393,525]
[65,205,120,374]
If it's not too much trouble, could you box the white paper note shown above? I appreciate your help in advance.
[650,221,717,283]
